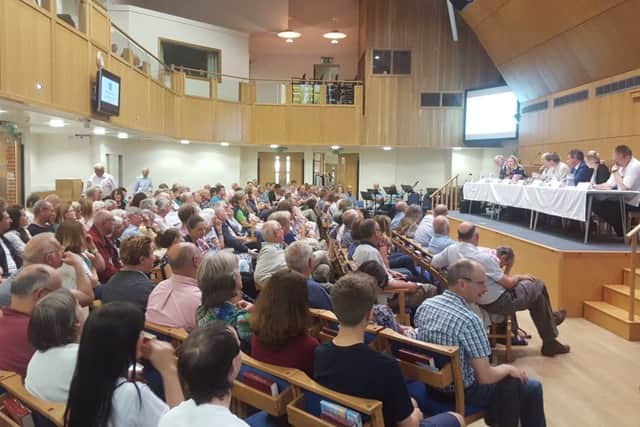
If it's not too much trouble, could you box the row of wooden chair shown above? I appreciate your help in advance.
[0,370,65,427]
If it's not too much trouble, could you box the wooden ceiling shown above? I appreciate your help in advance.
[460,0,640,101]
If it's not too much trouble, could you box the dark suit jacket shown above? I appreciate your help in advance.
[222,222,248,253]
[594,164,610,184]
[0,237,22,278]
[572,162,592,184]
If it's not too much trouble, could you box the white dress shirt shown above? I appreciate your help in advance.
[606,157,640,206]
[86,173,117,195]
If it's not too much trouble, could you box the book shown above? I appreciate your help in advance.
[397,349,436,370]
[242,371,278,397]
[321,411,356,426]
[320,400,362,427]
[3,398,35,427]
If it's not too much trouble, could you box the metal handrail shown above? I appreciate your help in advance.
[625,224,640,321]
[173,65,363,84]
[430,175,459,211]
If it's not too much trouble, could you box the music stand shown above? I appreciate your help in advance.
[401,184,415,193]
[361,190,378,217]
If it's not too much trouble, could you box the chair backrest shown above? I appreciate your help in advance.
[0,371,65,427]
[286,370,384,427]
[308,309,383,347]
[232,353,296,417]
[376,328,467,416]
[143,321,188,348]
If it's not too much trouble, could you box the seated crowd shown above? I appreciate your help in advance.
[0,168,569,427]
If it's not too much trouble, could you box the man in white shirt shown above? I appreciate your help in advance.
[133,167,154,194]
[432,222,569,357]
[86,163,116,196]
[540,152,570,182]
[253,221,287,290]
[414,204,448,246]
[593,144,640,236]
[159,323,248,427]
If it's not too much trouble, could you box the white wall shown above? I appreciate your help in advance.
[108,5,250,99]
[24,132,241,193]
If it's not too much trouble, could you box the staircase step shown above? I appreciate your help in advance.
[583,301,640,341]
[622,268,640,287]
[603,285,640,310]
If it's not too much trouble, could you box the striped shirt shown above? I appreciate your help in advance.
[415,290,491,391]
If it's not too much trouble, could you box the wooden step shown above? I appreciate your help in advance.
[622,268,640,287]
[583,301,640,341]
[603,285,640,310]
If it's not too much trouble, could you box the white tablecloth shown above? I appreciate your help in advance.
[463,182,593,222]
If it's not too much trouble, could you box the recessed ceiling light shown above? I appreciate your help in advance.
[220,142,230,147]
[180,139,190,145]
[270,144,279,149]
[383,146,392,151]
[285,38,294,43]
[452,147,463,151]
[49,119,65,128]
[331,145,340,150]
[330,40,339,44]
[277,30,301,39]
[93,126,106,135]
[323,30,346,40]
[117,132,129,139]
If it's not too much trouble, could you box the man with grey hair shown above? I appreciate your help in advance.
[146,242,202,331]
[268,210,294,245]
[0,233,94,308]
[391,201,408,230]
[86,162,116,195]
[414,203,449,247]
[139,198,156,212]
[285,241,332,310]
[427,216,456,255]
[416,259,545,426]
[155,196,179,230]
[121,206,144,239]
[88,210,122,283]
[253,220,287,290]
[0,264,62,376]
[338,209,360,248]
[27,200,55,236]
[133,167,153,194]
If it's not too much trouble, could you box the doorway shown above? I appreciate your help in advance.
[258,152,304,185]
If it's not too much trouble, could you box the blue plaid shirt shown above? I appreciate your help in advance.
[415,290,491,391]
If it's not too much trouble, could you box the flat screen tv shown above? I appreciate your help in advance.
[95,68,121,116]
[463,85,518,143]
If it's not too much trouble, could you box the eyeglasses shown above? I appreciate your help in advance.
[462,277,485,286]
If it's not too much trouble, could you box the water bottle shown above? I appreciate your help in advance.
[566,173,575,187]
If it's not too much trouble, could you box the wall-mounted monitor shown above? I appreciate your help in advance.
[464,85,518,143]
[95,68,121,116]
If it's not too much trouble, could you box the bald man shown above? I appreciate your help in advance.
[427,216,456,255]
[86,163,116,195]
[391,201,408,230]
[414,204,448,246]
[145,242,202,331]
[133,167,153,194]
[0,264,61,376]
[433,222,569,357]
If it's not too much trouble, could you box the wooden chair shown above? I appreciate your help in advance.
[0,371,65,427]
[487,314,514,363]
[308,308,384,348]
[376,329,485,424]
[286,370,384,427]
[232,353,296,418]
[143,321,189,348]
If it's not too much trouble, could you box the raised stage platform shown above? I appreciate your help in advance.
[447,211,630,319]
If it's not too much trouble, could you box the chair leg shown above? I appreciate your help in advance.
[505,314,513,362]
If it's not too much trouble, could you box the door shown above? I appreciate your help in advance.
[258,152,304,185]
[337,153,359,196]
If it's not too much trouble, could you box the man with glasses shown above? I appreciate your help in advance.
[415,259,546,426]
[432,222,569,357]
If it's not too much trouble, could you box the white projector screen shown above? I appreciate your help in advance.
[464,85,518,141]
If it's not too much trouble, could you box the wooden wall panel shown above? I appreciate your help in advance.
[148,81,164,134]
[287,107,323,145]
[214,101,242,143]
[163,89,179,138]
[250,105,288,145]
[180,96,214,141]
[461,0,640,101]
[128,69,150,131]
[361,0,502,148]
[321,107,359,146]
[53,23,90,114]
[89,3,110,52]
[1,1,52,104]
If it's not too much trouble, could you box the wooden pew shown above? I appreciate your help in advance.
[308,308,384,348]
[376,328,485,424]
[286,370,384,427]
[143,321,189,348]
[0,371,65,427]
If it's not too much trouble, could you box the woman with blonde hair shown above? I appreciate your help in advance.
[586,150,611,184]
[505,155,527,180]
[55,220,104,295]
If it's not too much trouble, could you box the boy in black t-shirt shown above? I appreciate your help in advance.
[314,272,464,427]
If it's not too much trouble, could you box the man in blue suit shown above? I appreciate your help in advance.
[567,149,592,185]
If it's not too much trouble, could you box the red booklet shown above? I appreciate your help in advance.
[397,349,435,369]
[242,371,278,397]
[321,412,356,427]
[3,398,35,427]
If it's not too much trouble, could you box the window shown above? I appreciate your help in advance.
[159,39,220,79]
[372,49,411,75]
[442,93,463,107]
[420,93,441,107]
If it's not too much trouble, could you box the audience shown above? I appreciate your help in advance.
[314,273,463,427]
[196,251,253,347]
[250,269,319,376]
[0,265,62,376]
[100,235,156,311]
[184,215,212,254]
[159,322,248,427]
[254,220,287,290]
[432,222,569,356]
[146,242,202,331]
[396,205,423,238]
[285,241,332,310]
[87,210,122,283]
[0,206,21,280]
[64,301,183,427]
[4,205,31,256]
[427,216,456,255]
[416,260,545,426]
[25,288,82,402]
[27,200,56,236]
[391,201,408,230]
[414,204,448,247]
[85,163,117,196]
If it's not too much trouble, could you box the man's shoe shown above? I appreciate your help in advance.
[541,339,570,357]
[553,309,567,326]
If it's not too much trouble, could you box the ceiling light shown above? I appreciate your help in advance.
[277,30,301,39]
[93,126,106,135]
[383,146,392,151]
[49,119,65,128]
[374,55,380,60]
[270,144,279,149]
[452,147,463,151]
[330,40,339,44]
[117,132,129,139]
[180,139,190,145]
[220,142,230,147]
[0,110,7,114]
[323,30,346,40]
[331,145,340,150]
[285,38,294,43]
